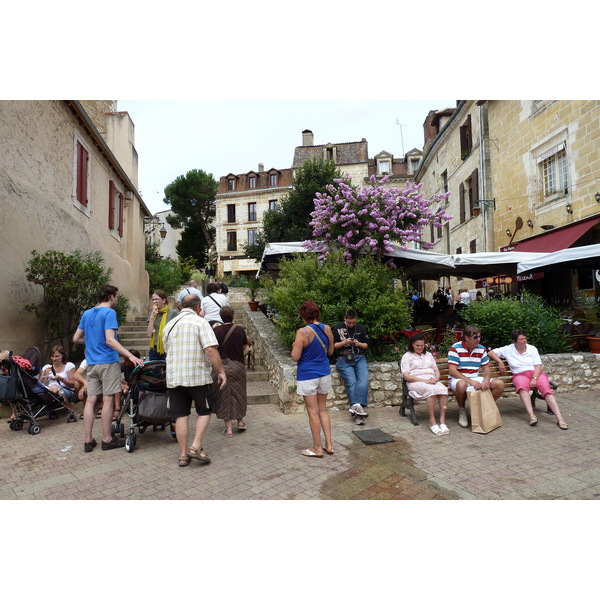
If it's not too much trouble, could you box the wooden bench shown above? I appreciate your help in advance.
[398,357,555,426]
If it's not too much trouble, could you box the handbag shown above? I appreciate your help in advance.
[340,347,356,363]
[468,388,502,434]
[0,374,19,403]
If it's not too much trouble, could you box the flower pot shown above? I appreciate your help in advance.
[587,336,600,353]
[248,301,259,312]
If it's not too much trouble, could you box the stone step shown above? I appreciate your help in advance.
[246,380,279,405]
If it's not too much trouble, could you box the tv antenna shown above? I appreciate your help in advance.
[396,120,406,155]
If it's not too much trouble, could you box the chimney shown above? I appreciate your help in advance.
[302,129,314,146]
[258,163,264,172]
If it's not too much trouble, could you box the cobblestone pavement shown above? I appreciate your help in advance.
[1,390,599,501]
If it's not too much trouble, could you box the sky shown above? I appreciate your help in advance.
[117,99,456,215]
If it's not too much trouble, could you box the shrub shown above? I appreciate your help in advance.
[461,291,570,353]
[265,250,412,359]
[24,249,111,356]
[145,257,186,296]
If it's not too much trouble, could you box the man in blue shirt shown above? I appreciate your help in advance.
[74,285,144,453]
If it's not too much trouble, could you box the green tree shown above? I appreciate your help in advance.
[265,250,412,359]
[164,169,218,268]
[24,250,112,356]
[244,158,340,261]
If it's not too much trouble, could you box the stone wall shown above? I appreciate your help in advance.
[239,298,600,414]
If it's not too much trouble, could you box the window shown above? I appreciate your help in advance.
[228,178,236,191]
[247,228,258,245]
[248,202,257,222]
[459,170,479,222]
[249,176,256,189]
[227,204,236,223]
[409,157,420,173]
[459,183,466,223]
[469,239,477,253]
[541,147,568,197]
[108,180,124,237]
[270,173,278,187]
[74,137,90,213]
[378,159,391,175]
[269,199,278,211]
[460,115,472,160]
[227,231,237,252]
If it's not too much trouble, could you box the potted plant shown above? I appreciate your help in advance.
[247,277,261,311]
[583,300,600,353]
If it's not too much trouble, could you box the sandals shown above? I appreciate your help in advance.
[237,423,247,432]
[112,409,121,422]
[322,445,334,455]
[430,424,443,436]
[439,424,449,435]
[222,429,234,437]
[187,446,211,464]
[557,419,569,430]
[529,415,538,426]
[301,448,323,458]
[178,455,191,467]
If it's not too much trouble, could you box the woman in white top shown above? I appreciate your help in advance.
[488,329,568,429]
[40,345,76,409]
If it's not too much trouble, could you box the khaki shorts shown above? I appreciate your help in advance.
[87,362,121,396]
[296,374,332,396]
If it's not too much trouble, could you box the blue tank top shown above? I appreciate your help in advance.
[297,323,331,381]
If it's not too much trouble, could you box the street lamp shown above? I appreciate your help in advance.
[144,216,167,240]
[472,198,496,217]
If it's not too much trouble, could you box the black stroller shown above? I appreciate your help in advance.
[112,360,175,452]
[0,347,77,435]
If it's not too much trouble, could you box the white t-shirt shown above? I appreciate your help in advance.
[492,343,542,374]
[459,291,471,305]
[200,293,229,323]
[41,362,75,389]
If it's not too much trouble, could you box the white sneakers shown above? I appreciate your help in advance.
[458,411,469,428]
[349,403,368,417]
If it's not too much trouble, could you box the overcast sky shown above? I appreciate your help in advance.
[118,99,456,215]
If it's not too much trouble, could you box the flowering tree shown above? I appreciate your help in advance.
[303,174,451,264]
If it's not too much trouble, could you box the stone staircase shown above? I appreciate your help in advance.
[118,306,278,406]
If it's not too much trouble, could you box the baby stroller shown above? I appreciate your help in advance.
[113,360,175,452]
[1,347,77,435]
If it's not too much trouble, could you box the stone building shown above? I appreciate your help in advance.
[214,129,421,277]
[415,100,600,304]
[0,100,150,351]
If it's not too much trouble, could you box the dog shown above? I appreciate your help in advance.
[245,339,255,371]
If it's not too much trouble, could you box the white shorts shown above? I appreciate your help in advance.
[296,374,332,397]
[448,375,483,392]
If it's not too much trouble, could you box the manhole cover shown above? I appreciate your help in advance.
[353,428,395,445]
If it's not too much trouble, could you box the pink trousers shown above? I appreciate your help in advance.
[512,370,552,397]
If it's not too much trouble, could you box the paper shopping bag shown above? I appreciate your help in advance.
[468,388,502,434]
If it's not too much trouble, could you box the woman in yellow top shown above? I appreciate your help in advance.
[146,290,179,361]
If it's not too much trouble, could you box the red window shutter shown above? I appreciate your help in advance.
[77,141,89,206]
[118,192,124,237]
[459,182,465,223]
[108,180,115,229]
[470,168,479,213]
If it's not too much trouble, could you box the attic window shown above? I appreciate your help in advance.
[228,178,236,191]
[378,159,391,175]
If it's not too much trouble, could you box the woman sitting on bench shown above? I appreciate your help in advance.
[488,329,568,430]
[400,333,450,436]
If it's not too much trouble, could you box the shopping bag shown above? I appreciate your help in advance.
[468,388,502,434]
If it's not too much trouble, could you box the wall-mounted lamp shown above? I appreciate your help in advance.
[527,219,533,228]
[471,198,496,217]
[595,191,600,203]
[506,228,512,237]
[144,216,168,240]
[566,203,573,214]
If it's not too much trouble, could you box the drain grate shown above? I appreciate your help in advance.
[353,428,395,445]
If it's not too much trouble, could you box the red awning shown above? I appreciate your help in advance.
[510,217,600,253]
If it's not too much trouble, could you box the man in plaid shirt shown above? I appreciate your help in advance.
[163,294,226,467]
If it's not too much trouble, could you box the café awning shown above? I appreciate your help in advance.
[509,217,600,253]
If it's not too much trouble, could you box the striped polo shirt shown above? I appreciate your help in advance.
[447,341,489,377]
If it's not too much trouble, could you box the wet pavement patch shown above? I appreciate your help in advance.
[353,429,395,445]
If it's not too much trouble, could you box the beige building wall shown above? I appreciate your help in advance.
[416,101,489,297]
[0,100,150,352]
[487,100,600,246]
